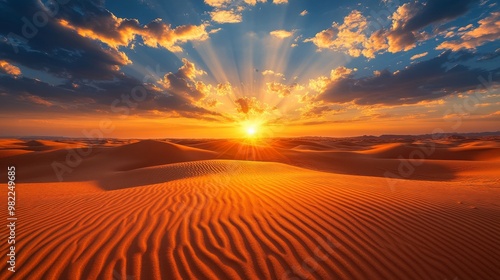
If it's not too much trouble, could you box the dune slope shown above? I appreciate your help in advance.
[1,160,499,280]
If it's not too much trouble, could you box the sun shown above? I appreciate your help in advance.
[242,122,261,138]
[246,126,257,136]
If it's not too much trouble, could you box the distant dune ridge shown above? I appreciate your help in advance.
[0,137,499,279]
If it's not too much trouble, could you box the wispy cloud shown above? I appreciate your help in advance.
[410,52,428,60]
[270,29,295,39]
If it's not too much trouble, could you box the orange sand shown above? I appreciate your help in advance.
[0,137,499,279]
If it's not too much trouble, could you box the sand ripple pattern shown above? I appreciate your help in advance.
[1,160,499,280]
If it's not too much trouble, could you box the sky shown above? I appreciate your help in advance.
[0,0,499,138]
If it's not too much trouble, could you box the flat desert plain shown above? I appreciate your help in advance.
[0,137,499,280]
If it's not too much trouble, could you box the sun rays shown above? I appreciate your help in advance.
[126,1,349,137]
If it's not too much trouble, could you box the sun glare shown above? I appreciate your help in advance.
[247,126,256,135]
[242,122,261,138]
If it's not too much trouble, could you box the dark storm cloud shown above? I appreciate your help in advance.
[317,51,499,105]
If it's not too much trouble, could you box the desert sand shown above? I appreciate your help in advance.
[0,137,499,279]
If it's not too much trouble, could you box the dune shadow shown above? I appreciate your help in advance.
[96,160,242,190]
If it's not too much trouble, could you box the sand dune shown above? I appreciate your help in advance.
[360,142,500,161]
[0,149,32,159]
[97,140,218,171]
[0,140,217,182]
[0,137,499,279]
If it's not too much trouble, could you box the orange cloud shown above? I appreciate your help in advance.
[141,22,209,52]
[267,82,300,97]
[437,12,500,51]
[204,0,232,8]
[59,15,209,53]
[206,0,284,25]
[196,82,234,98]
[235,97,266,115]
[0,60,21,76]
[178,58,207,80]
[330,66,354,80]
[210,10,242,23]
[21,94,53,107]
[304,11,383,58]
[410,52,428,60]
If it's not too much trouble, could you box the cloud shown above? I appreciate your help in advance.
[386,0,478,52]
[205,0,266,7]
[0,1,242,123]
[262,70,285,79]
[4,0,211,54]
[304,10,380,58]
[401,0,478,31]
[0,74,136,114]
[300,10,308,16]
[477,49,500,61]
[267,82,300,97]
[214,82,234,96]
[196,82,234,97]
[204,0,232,8]
[0,1,222,122]
[0,1,132,81]
[458,24,474,32]
[234,97,265,115]
[316,51,499,105]
[0,0,496,128]
[210,10,242,23]
[0,61,223,120]
[163,59,207,101]
[0,60,21,76]
[58,15,209,53]
[206,0,281,25]
[0,0,208,82]
[270,29,294,39]
[19,94,53,107]
[139,21,209,52]
[209,28,222,34]
[178,58,207,80]
[306,0,479,58]
[243,0,267,5]
[301,105,333,118]
[330,66,354,80]
[437,12,500,51]
[410,52,429,60]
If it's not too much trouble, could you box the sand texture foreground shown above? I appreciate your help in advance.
[0,137,499,279]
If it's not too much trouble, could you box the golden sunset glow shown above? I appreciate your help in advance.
[246,126,257,136]
[0,0,498,138]
[1,1,499,279]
